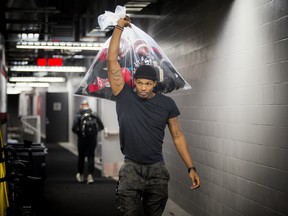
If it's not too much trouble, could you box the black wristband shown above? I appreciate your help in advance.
[188,167,196,173]
[115,25,124,31]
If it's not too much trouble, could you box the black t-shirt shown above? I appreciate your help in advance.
[115,84,180,164]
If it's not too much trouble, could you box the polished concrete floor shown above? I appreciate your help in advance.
[60,142,192,216]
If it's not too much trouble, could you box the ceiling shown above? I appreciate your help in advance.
[0,0,160,82]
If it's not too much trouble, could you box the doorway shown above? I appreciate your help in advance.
[46,92,68,142]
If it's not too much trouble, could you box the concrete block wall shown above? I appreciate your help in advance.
[137,0,288,215]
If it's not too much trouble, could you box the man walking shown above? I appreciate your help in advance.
[107,17,200,215]
[72,100,104,184]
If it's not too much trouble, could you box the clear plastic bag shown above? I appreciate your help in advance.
[74,6,191,100]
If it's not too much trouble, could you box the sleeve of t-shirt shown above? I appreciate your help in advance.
[168,97,180,119]
[115,83,130,101]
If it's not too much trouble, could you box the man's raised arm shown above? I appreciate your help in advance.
[107,18,130,96]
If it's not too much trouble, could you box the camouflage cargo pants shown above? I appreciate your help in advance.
[116,159,170,216]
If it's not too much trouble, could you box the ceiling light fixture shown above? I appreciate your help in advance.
[18,33,39,41]
[7,86,33,94]
[9,77,66,82]
[125,1,151,7]
[126,7,144,11]
[8,82,50,87]
[16,41,103,51]
[9,65,86,72]
[10,61,29,66]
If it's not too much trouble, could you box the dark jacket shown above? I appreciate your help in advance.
[72,108,104,136]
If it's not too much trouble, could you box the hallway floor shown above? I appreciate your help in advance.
[26,142,192,216]
[34,142,122,216]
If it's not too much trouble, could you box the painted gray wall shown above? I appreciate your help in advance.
[134,0,288,215]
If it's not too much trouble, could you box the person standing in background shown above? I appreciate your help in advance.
[72,100,104,184]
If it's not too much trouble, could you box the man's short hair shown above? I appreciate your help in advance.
[134,65,158,81]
